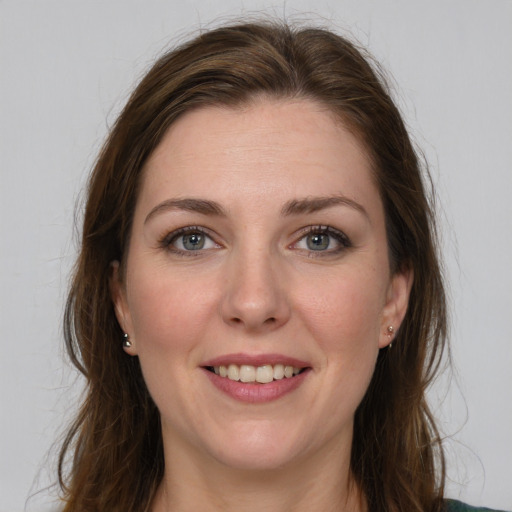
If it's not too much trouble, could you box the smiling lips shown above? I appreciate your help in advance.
[210,364,302,383]
[202,354,310,403]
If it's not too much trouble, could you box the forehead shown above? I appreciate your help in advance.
[137,98,379,215]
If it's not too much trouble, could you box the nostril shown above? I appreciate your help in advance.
[230,316,276,326]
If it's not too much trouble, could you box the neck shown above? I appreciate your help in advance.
[152,435,365,512]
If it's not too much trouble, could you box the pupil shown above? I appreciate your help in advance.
[307,233,329,251]
[183,233,204,250]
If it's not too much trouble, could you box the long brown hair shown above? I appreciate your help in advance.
[59,21,447,511]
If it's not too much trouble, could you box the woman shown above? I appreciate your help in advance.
[58,21,505,512]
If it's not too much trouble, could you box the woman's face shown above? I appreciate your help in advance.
[112,99,411,472]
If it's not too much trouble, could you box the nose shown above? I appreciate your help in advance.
[220,246,291,333]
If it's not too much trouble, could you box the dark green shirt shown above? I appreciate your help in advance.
[446,500,510,512]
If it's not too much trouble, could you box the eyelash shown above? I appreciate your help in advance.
[292,225,352,257]
[159,225,352,257]
[159,226,218,257]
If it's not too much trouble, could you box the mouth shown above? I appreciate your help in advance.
[204,364,307,384]
[201,355,311,403]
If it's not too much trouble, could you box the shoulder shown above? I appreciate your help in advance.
[445,500,511,512]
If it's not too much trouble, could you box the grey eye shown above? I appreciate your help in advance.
[180,233,206,250]
[293,226,351,255]
[164,227,219,254]
[306,233,330,251]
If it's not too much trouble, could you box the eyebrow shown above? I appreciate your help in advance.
[281,195,368,218]
[144,198,227,224]
[144,194,368,224]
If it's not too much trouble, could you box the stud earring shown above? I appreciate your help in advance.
[386,325,395,348]
[123,333,132,348]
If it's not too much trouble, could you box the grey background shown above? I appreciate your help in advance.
[1,1,511,510]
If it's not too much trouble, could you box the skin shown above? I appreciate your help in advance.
[111,98,412,512]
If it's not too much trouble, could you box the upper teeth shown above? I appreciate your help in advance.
[213,364,301,383]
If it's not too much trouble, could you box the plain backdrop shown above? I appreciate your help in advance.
[1,1,511,511]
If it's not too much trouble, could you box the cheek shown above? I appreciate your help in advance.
[296,269,386,352]
[124,268,220,422]
[293,266,386,407]
[287,269,386,442]
[126,266,219,356]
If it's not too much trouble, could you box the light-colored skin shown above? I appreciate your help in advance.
[111,98,413,512]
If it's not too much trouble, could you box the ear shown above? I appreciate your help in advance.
[379,265,414,348]
[109,260,137,355]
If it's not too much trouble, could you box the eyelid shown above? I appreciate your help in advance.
[159,225,221,255]
[291,225,352,254]
[158,224,351,257]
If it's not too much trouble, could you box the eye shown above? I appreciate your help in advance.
[176,232,208,251]
[293,226,351,255]
[161,227,219,254]
[305,232,331,251]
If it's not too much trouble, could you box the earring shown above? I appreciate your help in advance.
[123,333,132,348]
[386,325,394,348]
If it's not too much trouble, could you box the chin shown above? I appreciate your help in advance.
[202,421,307,471]
[212,447,299,472]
